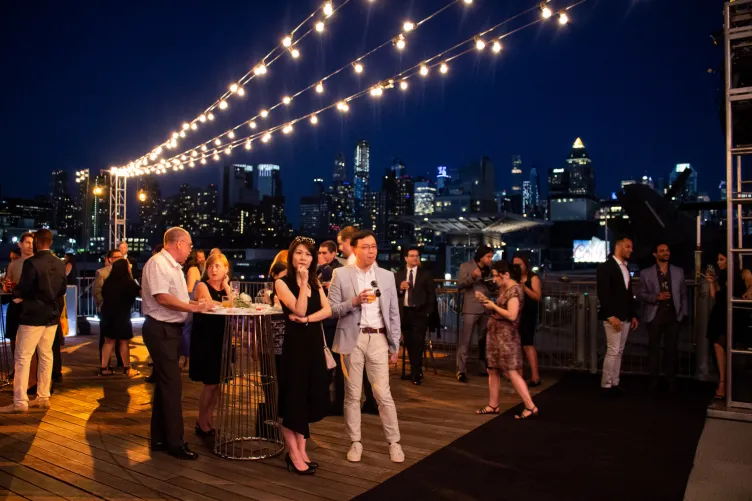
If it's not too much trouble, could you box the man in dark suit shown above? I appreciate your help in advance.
[1,229,67,413]
[596,236,639,394]
[318,240,345,413]
[637,242,688,392]
[395,247,436,385]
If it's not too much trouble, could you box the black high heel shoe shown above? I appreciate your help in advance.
[306,460,319,468]
[195,423,216,437]
[285,453,316,475]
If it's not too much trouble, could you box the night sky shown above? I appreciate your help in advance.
[1,0,725,228]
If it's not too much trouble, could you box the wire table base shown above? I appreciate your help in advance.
[212,308,284,460]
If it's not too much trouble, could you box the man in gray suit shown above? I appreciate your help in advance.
[328,230,405,464]
[456,245,494,382]
[637,242,688,392]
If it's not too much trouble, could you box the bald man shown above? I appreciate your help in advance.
[141,227,213,460]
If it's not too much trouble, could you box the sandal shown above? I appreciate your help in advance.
[714,382,726,400]
[475,405,500,415]
[123,367,141,378]
[97,367,114,376]
[515,406,539,420]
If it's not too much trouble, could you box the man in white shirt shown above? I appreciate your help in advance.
[141,227,213,460]
[3,232,35,356]
[328,230,405,463]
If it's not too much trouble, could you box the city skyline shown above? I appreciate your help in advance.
[2,0,723,229]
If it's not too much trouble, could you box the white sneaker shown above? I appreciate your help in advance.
[347,441,363,462]
[0,403,28,414]
[389,442,405,463]
[29,398,50,409]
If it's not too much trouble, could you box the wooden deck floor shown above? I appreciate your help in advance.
[0,325,555,500]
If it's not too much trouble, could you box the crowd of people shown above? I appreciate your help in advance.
[0,225,741,473]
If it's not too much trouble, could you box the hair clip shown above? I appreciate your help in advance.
[293,236,315,245]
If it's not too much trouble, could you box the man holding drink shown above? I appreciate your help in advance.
[4,232,35,358]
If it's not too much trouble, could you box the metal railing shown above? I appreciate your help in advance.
[76,277,142,319]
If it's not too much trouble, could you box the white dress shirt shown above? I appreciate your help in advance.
[141,249,190,323]
[356,263,384,329]
[404,265,418,307]
[346,253,357,267]
[612,255,630,289]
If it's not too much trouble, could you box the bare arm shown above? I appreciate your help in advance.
[154,293,207,313]
[524,275,542,302]
[186,267,201,293]
[487,296,520,322]
[275,278,308,317]
[291,287,332,323]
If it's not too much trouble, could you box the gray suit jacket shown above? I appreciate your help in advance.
[457,260,490,314]
[637,264,688,323]
[328,264,402,355]
[93,266,110,311]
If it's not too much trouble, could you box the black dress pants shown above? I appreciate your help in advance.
[647,310,679,385]
[142,316,185,449]
[402,307,428,378]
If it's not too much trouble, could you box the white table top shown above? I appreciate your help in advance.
[203,306,283,316]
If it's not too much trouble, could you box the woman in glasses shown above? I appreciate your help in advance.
[274,237,332,475]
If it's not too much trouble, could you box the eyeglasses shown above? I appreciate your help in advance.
[294,236,315,245]
[358,245,377,251]
[179,239,193,249]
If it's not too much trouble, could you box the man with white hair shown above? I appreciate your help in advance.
[141,227,213,460]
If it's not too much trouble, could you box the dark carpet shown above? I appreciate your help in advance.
[354,373,714,501]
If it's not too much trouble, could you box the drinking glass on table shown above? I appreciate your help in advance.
[230,280,240,298]
[221,295,232,308]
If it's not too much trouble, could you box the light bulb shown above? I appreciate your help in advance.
[475,38,486,50]
[225,147,231,155]
[440,62,449,74]
[337,101,349,112]
[191,150,198,157]
[189,161,195,167]
[316,21,325,32]
[541,4,552,19]
[201,158,207,165]
[170,138,177,148]
[283,124,293,134]
[353,62,363,73]
[403,21,415,32]
[558,12,568,25]
[181,155,187,160]
[282,35,292,47]
[219,100,228,110]
[228,131,235,139]
[179,131,186,138]
[182,122,190,130]
[492,41,502,53]
[283,96,292,105]
[199,114,207,122]
[291,48,300,58]
[370,86,383,97]
[310,115,319,124]
[172,132,179,140]
[323,2,333,17]
[245,139,252,150]
[214,138,222,146]
[208,113,215,121]
[464,0,472,3]
[201,145,208,151]
[400,80,408,90]
[249,120,257,129]
[237,87,245,96]
[395,35,406,50]
[191,123,198,130]
[156,146,163,154]
[254,64,267,75]
[150,153,157,160]
[213,154,220,161]
[262,133,272,143]
[420,65,429,76]
[230,83,239,92]
[260,109,269,118]
[316,82,324,93]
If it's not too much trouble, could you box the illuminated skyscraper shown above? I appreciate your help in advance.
[566,137,595,197]
[353,140,370,218]
[256,164,282,199]
[511,155,523,194]
[333,153,346,182]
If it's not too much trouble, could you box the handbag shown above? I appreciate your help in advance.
[321,324,337,370]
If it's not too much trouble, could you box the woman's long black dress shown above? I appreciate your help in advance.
[100,279,140,340]
[189,280,226,385]
[278,275,329,438]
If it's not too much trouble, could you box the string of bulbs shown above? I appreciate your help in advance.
[121,0,355,170]
[113,0,582,178]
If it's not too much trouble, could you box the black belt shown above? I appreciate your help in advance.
[146,315,185,328]
[361,327,386,334]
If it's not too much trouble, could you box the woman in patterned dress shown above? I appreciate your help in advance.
[475,260,539,419]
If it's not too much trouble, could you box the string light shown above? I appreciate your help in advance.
[201,145,208,151]
[440,62,449,74]
[237,88,246,96]
[249,120,257,129]
[310,114,319,124]
[540,2,552,18]
[245,139,253,149]
[370,86,384,97]
[201,158,207,165]
[283,124,294,134]
[230,83,239,93]
[403,21,415,32]
[283,96,293,105]
[182,123,190,130]
[208,113,215,121]
[558,12,569,24]
[190,123,198,130]
[291,48,301,58]
[492,40,502,53]
[395,34,407,50]
[262,132,272,142]
[323,2,334,17]
[213,153,220,161]
[475,37,486,50]
[282,35,293,47]
[179,131,186,138]
[464,0,473,3]
[199,114,207,123]
[337,101,350,112]
[316,82,324,93]
[420,64,429,76]
[400,80,409,90]
[353,62,364,74]
[219,100,228,110]
[260,109,269,118]
[316,21,325,32]
[254,64,267,76]
[228,131,236,139]
[225,147,232,155]
[214,138,222,146]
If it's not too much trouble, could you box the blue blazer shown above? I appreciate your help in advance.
[637,264,688,323]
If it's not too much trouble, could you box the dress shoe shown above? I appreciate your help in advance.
[168,444,198,460]
[347,442,363,462]
[150,441,166,451]
[51,374,63,384]
[361,401,379,415]
[412,377,422,386]
[285,453,315,474]
[0,403,28,414]
[145,374,156,383]
[457,372,468,383]
[29,398,50,409]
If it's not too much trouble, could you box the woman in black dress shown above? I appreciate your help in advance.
[190,252,233,436]
[275,237,331,475]
[99,259,141,377]
[513,253,543,386]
